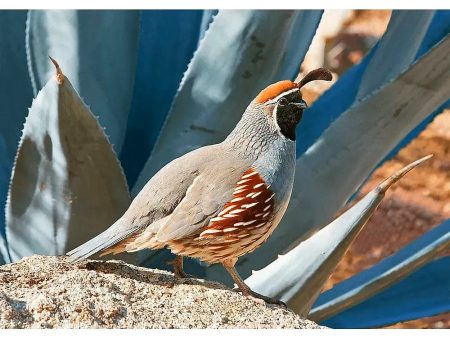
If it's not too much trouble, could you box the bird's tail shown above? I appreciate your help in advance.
[66,219,138,263]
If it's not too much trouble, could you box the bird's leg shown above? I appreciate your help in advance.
[167,255,192,279]
[222,259,286,307]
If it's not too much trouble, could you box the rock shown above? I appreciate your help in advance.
[0,255,324,329]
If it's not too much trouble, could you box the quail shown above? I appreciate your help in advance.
[67,68,332,305]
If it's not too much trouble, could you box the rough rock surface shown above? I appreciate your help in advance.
[0,255,323,329]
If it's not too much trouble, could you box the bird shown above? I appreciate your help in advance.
[67,68,333,305]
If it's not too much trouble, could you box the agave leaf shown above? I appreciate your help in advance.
[0,146,8,264]
[0,141,9,264]
[198,10,218,41]
[232,32,450,279]
[133,10,323,193]
[416,11,450,59]
[319,256,450,328]
[245,156,432,316]
[0,11,35,242]
[26,10,140,155]
[296,10,448,157]
[383,10,450,161]
[119,10,211,187]
[5,60,130,262]
[0,234,9,265]
[355,10,434,100]
[310,218,450,323]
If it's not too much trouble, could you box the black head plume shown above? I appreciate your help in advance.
[297,68,332,89]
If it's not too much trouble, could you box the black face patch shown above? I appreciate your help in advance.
[274,91,306,141]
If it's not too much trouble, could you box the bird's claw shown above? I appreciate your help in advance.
[166,258,194,279]
[174,270,195,279]
[233,288,287,307]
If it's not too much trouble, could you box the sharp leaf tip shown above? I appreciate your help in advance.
[48,56,65,85]
[377,154,433,193]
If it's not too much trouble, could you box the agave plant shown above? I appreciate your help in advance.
[0,9,449,328]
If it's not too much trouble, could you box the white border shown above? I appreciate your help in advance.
[3,0,450,9]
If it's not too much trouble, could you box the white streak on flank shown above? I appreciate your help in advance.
[237,178,251,185]
[210,216,225,222]
[242,202,259,209]
[234,187,247,194]
[200,229,222,236]
[224,214,239,218]
[254,222,266,228]
[238,233,251,238]
[246,192,255,198]
[255,213,263,217]
[223,227,239,232]
[230,208,245,214]
[218,205,235,216]
[231,197,244,203]
[244,219,258,226]
[263,205,271,211]
[263,212,271,218]
[254,183,264,189]
[242,171,258,179]
[252,191,262,198]
[265,193,275,203]
[234,220,257,227]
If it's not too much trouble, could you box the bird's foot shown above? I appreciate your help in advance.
[166,258,194,279]
[173,269,195,279]
[235,288,287,307]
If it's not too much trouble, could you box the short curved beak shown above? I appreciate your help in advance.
[291,100,308,109]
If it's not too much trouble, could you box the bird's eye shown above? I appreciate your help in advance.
[278,97,288,106]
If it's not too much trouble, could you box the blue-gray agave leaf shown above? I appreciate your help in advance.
[310,218,450,322]
[296,10,445,157]
[0,11,35,244]
[318,256,450,328]
[120,10,210,188]
[0,234,8,264]
[133,10,322,193]
[244,156,432,316]
[233,33,450,278]
[355,10,434,100]
[5,60,130,262]
[26,10,140,154]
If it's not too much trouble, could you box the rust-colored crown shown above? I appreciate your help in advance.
[255,80,297,103]
[254,68,332,104]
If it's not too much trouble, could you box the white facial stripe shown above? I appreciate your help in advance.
[265,88,299,105]
[272,103,281,132]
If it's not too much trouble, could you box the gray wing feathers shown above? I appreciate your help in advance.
[155,176,221,241]
[66,218,143,262]
[156,165,246,241]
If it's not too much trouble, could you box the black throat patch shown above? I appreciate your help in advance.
[275,91,304,141]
